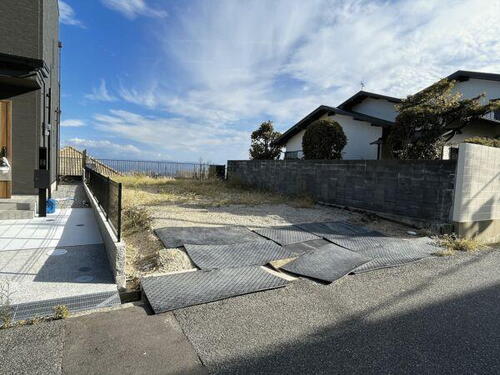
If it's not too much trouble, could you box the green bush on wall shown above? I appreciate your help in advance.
[302,119,347,159]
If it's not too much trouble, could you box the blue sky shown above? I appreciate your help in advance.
[59,0,500,163]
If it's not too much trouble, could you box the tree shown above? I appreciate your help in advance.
[388,79,500,160]
[302,118,347,159]
[249,121,282,160]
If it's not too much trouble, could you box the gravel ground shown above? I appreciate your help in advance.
[0,320,65,375]
[149,203,417,273]
[174,249,500,374]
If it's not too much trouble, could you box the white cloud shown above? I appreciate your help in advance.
[101,0,167,19]
[58,1,84,27]
[85,80,117,102]
[93,109,249,162]
[61,119,85,127]
[114,0,500,161]
[64,137,145,159]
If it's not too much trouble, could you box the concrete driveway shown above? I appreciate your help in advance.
[1,249,499,374]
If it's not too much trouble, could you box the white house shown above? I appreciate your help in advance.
[275,70,500,160]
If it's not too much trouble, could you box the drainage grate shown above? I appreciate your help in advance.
[10,291,121,322]
[184,241,297,270]
[141,267,290,313]
[253,225,321,246]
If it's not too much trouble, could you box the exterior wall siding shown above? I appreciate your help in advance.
[453,78,500,103]
[350,98,398,122]
[0,0,40,59]
[285,114,382,160]
[0,0,60,194]
[228,159,457,223]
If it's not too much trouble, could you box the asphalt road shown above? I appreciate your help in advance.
[174,249,500,374]
[1,249,499,374]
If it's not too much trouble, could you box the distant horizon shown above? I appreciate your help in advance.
[60,0,500,164]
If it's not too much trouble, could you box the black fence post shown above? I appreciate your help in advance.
[117,182,122,242]
[82,149,87,178]
[105,175,110,221]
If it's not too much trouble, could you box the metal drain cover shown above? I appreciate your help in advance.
[47,248,67,256]
[75,275,95,282]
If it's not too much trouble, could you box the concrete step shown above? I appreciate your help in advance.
[0,197,37,211]
[0,209,34,220]
[0,201,34,210]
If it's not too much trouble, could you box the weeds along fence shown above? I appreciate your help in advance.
[95,159,226,179]
[84,166,122,241]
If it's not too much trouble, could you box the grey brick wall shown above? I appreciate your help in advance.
[228,159,457,223]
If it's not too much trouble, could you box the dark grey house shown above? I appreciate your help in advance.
[0,0,60,215]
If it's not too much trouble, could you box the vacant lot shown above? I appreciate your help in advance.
[117,176,418,285]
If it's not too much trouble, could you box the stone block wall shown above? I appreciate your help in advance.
[227,159,457,223]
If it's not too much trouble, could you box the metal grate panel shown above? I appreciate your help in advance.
[155,226,262,248]
[284,239,331,256]
[141,267,289,313]
[184,241,297,270]
[353,237,439,273]
[325,231,387,251]
[253,225,321,246]
[297,221,376,237]
[281,243,371,282]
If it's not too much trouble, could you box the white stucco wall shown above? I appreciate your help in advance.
[350,98,399,122]
[448,121,500,144]
[285,114,381,160]
[453,143,500,222]
[453,78,500,102]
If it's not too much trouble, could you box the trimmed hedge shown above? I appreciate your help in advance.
[302,119,347,159]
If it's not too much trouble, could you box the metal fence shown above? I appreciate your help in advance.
[84,166,122,241]
[95,159,225,179]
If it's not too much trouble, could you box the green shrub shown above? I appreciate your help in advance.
[464,137,500,148]
[302,119,347,159]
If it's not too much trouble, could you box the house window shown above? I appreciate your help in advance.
[285,150,304,159]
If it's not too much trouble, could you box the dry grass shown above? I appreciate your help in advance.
[117,175,316,286]
[434,234,487,256]
[0,280,12,329]
[116,175,314,208]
